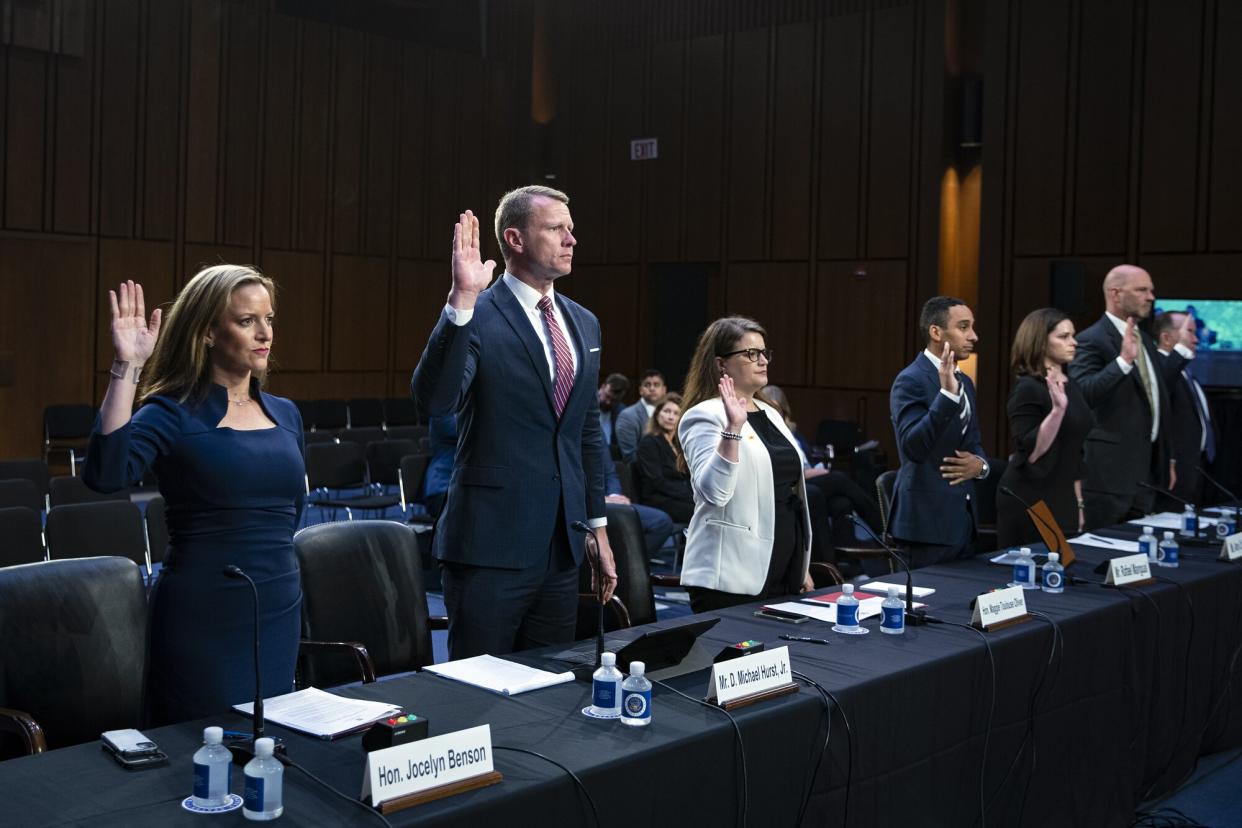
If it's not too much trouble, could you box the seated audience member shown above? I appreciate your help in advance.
[635,393,694,523]
[615,369,667,461]
[598,419,675,557]
[598,372,630,460]
[677,317,812,613]
[422,414,457,517]
[996,309,1092,548]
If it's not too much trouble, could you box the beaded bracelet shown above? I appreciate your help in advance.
[720,430,743,441]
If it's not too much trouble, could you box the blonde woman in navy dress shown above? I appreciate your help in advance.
[84,268,305,726]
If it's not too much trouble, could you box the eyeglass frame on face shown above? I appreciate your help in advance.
[718,347,773,364]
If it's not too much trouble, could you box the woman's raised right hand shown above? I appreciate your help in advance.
[719,374,748,431]
[110,280,161,366]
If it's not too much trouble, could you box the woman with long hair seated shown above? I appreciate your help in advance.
[675,317,813,613]
[634,393,693,523]
[84,268,305,726]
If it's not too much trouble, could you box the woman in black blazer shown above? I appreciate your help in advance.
[997,308,1094,548]
[635,393,694,523]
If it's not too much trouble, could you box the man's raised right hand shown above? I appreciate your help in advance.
[448,209,496,310]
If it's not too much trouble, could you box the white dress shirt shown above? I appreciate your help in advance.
[923,349,971,434]
[1106,312,1166,441]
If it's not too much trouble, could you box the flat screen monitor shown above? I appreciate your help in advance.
[1154,299,1242,388]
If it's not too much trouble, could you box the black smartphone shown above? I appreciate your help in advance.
[752,607,810,624]
[106,747,170,770]
[101,729,169,770]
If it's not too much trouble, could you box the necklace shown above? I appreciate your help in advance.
[231,396,252,406]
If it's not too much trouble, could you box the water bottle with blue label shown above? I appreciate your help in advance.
[832,583,867,634]
[192,726,232,808]
[1157,531,1179,568]
[590,652,622,717]
[1041,552,1065,594]
[880,586,905,635]
[1010,548,1037,590]
[242,737,283,821]
[1138,526,1158,562]
[620,661,651,727]
[1181,505,1198,538]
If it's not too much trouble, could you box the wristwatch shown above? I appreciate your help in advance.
[976,456,990,479]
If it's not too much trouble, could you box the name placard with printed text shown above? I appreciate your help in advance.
[970,585,1028,629]
[706,646,792,706]
[1222,532,1242,562]
[362,724,494,807]
[1105,553,1153,585]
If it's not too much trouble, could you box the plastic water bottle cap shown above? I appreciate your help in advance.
[255,737,274,758]
[1163,531,1175,539]
[601,652,616,666]
[1019,547,1031,556]
[204,726,223,745]
[842,583,854,594]
[1143,526,1153,533]
[630,661,645,677]
[887,586,900,598]
[1048,552,1059,563]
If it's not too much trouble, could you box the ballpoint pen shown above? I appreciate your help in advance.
[779,635,830,645]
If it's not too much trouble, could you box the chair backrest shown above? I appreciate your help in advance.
[294,521,434,687]
[398,454,430,509]
[814,419,865,454]
[0,459,50,501]
[45,501,149,570]
[314,399,349,431]
[305,442,367,491]
[383,397,418,427]
[615,460,637,501]
[336,427,385,449]
[347,398,385,428]
[578,503,656,630]
[303,430,338,446]
[386,424,428,443]
[145,495,169,565]
[0,557,146,755]
[0,478,42,512]
[876,470,898,537]
[49,475,130,508]
[0,507,45,567]
[293,399,319,430]
[366,440,420,488]
[43,404,95,441]
[972,456,1007,526]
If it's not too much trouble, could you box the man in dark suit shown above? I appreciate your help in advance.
[1154,310,1214,505]
[615,369,667,461]
[1068,265,1190,527]
[598,373,630,460]
[888,297,990,568]
[412,186,617,660]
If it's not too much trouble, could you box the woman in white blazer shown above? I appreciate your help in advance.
[675,317,813,613]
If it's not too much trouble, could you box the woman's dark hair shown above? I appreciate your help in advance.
[1010,307,1070,378]
[644,393,684,436]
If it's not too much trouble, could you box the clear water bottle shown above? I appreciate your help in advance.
[832,583,862,634]
[242,737,283,821]
[1138,526,1158,563]
[1041,552,1065,594]
[1157,531,1179,568]
[590,652,623,717]
[620,661,651,727]
[1181,505,1197,538]
[1010,548,1037,589]
[880,586,905,635]
[192,726,232,808]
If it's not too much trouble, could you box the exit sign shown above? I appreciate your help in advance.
[630,138,658,160]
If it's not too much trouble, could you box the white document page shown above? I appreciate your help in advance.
[233,687,401,739]
[423,654,574,696]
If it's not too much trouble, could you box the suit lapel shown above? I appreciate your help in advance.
[1101,317,1151,410]
[492,281,557,413]
[557,295,591,416]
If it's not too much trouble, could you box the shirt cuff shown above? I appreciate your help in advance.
[587,517,608,529]
[939,387,963,404]
[1115,356,1133,374]
[1174,343,1195,360]
[443,303,474,326]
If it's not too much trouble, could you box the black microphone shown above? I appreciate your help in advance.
[570,521,606,670]
[999,487,1093,585]
[1197,466,1242,533]
[1137,481,1208,540]
[847,514,928,626]
[222,565,283,764]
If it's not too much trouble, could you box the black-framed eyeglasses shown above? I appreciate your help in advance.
[719,348,773,363]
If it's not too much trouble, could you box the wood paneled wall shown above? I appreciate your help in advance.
[0,0,531,461]
[978,0,1242,455]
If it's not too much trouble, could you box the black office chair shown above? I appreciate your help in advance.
[0,557,147,757]
[0,507,45,567]
[43,404,95,476]
[48,475,131,508]
[335,427,386,449]
[145,495,169,566]
[293,399,319,431]
[0,460,51,511]
[397,454,431,515]
[876,470,898,535]
[293,520,447,688]
[383,397,419,428]
[45,501,151,574]
[614,460,637,501]
[313,399,349,432]
[347,398,385,429]
[0,479,42,512]
[304,442,400,522]
[303,430,338,446]
[386,424,428,443]
[366,440,420,491]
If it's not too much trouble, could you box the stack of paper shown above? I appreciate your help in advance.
[858,581,936,598]
[233,687,402,739]
[424,655,574,696]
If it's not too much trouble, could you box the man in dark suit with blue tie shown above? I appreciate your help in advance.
[1154,310,1214,505]
[888,297,990,568]
[412,186,617,660]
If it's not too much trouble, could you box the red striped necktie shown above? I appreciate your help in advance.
[537,295,575,419]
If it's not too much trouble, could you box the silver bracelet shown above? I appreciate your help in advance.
[110,360,140,384]
[720,430,743,441]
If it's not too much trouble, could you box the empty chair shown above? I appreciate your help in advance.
[386,424,428,443]
[45,501,150,574]
[43,404,95,476]
[0,459,50,510]
[313,399,348,432]
[304,442,399,521]
[397,454,431,512]
[336,427,385,449]
[347,398,384,428]
[366,439,420,490]
[383,397,418,427]
[0,479,42,512]
[293,399,319,431]
[303,430,338,446]
[0,557,147,757]
[294,520,444,688]
[49,475,131,508]
[0,507,45,567]
[145,495,169,566]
